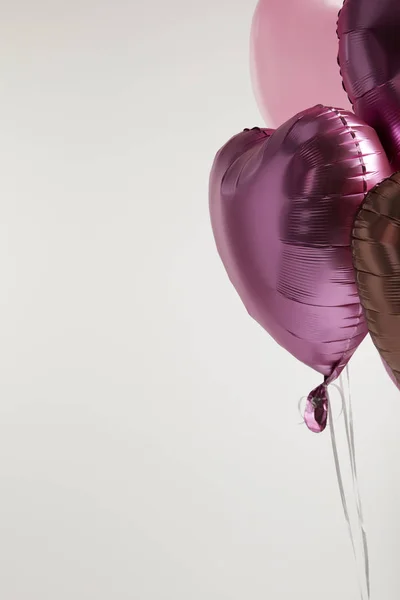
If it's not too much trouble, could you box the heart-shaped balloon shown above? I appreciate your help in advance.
[209,105,391,432]
[352,172,400,386]
[337,0,400,169]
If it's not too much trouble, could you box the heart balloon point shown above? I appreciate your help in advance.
[210,105,392,432]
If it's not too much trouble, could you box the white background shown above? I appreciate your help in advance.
[0,0,399,598]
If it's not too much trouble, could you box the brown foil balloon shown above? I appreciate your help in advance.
[352,172,400,385]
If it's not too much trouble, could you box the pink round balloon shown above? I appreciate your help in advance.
[250,0,350,127]
[209,105,391,432]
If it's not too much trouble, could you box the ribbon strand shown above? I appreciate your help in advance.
[329,368,370,600]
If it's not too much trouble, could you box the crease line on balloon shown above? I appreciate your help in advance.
[353,266,400,278]
[355,207,400,227]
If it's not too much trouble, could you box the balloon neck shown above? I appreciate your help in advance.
[304,383,328,433]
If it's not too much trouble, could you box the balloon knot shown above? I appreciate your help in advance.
[304,383,328,433]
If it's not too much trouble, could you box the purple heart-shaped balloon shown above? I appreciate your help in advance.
[209,105,391,431]
[337,0,400,169]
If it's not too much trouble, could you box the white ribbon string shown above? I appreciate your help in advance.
[342,367,370,598]
[329,368,370,600]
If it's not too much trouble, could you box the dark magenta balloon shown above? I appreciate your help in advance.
[209,105,391,431]
[337,0,400,169]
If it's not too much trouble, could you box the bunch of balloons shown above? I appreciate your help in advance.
[209,0,400,432]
